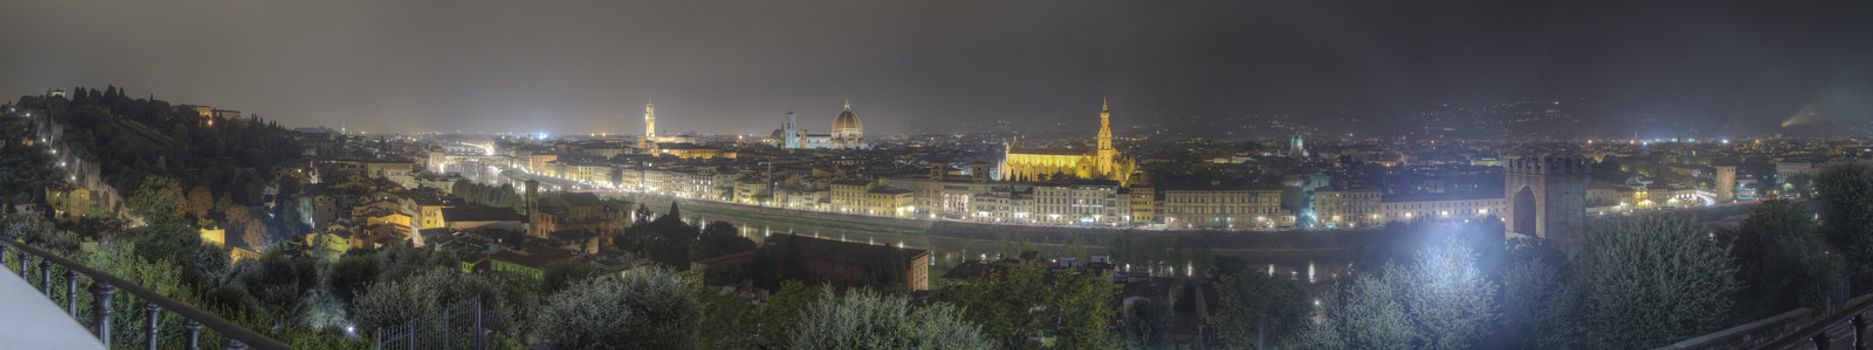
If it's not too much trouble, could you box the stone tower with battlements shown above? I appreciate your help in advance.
[1504,154,1590,244]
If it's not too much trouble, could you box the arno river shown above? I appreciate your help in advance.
[615,193,1361,283]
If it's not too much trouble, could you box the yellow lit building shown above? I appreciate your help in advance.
[864,187,917,217]
[1001,98,1139,186]
[199,227,227,248]
[1126,187,1156,225]
[1161,187,1283,229]
[830,179,875,213]
[417,203,447,230]
[527,154,559,174]
[655,143,730,160]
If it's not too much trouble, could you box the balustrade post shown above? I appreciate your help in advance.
[39,258,51,293]
[224,338,247,350]
[65,268,78,317]
[14,250,26,278]
[1854,314,1868,350]
[442,306,451,349]
[91,280,116,346]
[145,303,161,350]
[1817,332,1834,350]
[185,319,202,350]
[474,298,485,350]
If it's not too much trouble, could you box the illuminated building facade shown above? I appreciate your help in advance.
[772,103,856,150]
[640,100,657,149]
[1031,182,1125,225]
[783,111,800,149]
[830,100,866,149]
[1315,188,1382,228]
[1000,98,1139,185]
[1715,165,1736,203]
[1161,187,1283,229]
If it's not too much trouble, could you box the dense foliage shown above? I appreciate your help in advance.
[793,289,993,350]
[938,261,1117,349]
[532,269,700,349]
[1815,162,1873,270]
[0,109,58,214]
[1214,270,1312,348]
[1572,215,1740,348]
[1725,200,1840,319]
[21,87,302,208]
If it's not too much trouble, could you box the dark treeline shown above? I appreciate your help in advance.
[451,181,525,213]
[21,86,303,206]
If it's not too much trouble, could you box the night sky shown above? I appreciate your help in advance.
[3,0,1868,135]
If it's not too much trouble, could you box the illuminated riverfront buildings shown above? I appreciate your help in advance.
[1000,98,1140,185]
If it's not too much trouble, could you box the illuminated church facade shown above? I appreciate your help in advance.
[999,98,1139,186]
[772,100,866,150]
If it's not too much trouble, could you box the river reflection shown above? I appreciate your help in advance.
[670,205,1352,283]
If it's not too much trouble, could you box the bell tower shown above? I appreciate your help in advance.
[1096,97,1115,175]
[640,100,657,149]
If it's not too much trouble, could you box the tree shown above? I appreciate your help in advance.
[1051,270,1119,349]
[1727,200,1840,319]
[241,218,270,249]
[1325,266,1412,350]
[326,254,384,304]
[1215,271,1312,348]
[940,261,1115,349]
[533,268,700,350]
[1398,236,1497,349]
[236,246,320,318]
[354,266,536,341]
[76,239,204,348]
[1491,238,1572,350]
[184,185,215,219]
[1815,162,1873,270]
[127,176,185,224]
[754,281,831,348]
[128,220,202,265]
[939,262,1050,348]
[792,289,994,350]
[0,116,57,215]
[222,205,270,248]
[540,259,601,295]
[697,286,756,349]
[1122,298,1174,350]
[691,220,756,260]
[1572,214,1740,348]
[625,205,701,267]
[1309,235,1498,350]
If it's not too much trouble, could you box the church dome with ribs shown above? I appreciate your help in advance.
[833,103,861,132]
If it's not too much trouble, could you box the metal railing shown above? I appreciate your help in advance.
[1758,294,1873,350]
[1,240,292,350]
[374,297,491,350]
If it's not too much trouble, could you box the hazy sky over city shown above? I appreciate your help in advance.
[2,0,1868,134]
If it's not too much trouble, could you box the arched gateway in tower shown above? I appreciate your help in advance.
[1503,155,1590,243]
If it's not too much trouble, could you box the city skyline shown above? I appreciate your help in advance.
[3,0,1868,135]
[7,1,1873,349]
